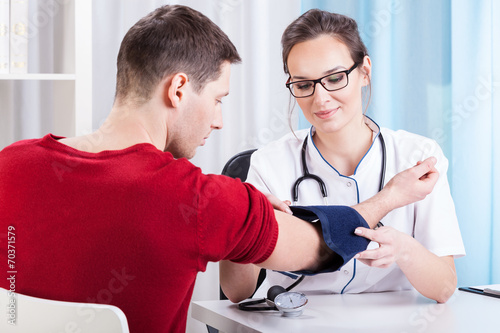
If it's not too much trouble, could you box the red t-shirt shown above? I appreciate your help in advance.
[0,134,278,332]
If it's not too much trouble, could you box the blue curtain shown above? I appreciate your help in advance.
[300,0,500,287]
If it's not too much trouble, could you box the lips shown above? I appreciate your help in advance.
[315,107,340,119]
[200,135,209,146]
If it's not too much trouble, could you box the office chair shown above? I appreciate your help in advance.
[221,149,257,181]
[207,149,267,333]
[0,288,129,333]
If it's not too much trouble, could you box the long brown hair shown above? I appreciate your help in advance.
[282,9,371,118]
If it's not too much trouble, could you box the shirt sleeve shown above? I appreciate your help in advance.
[195,173,278,270]
[412,140,466,258]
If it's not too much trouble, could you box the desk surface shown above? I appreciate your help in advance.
[192,289,500,333]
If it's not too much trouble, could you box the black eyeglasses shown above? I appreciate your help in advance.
[286,63,360,98]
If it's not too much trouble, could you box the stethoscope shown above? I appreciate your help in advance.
[238,276,306,313]
[292,132,387,205]
[238,131,387,314]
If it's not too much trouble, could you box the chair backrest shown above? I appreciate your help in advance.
[219,149,267,301]
[221,149,257,181]
[0,288,129,333]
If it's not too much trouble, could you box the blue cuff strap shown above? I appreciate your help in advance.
[288,205,370,275]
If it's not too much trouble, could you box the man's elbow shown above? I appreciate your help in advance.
[220,282,256,304]
[223,288,252,304]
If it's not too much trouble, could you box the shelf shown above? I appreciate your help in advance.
[1,0,92,148]
[0,74,76,81]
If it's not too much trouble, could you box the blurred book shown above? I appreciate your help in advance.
[10,0,28,73]
[0,0,9,73]
[483,285,500,296]
[459,284,500,299]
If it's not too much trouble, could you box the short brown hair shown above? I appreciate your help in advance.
[115,5,241,104]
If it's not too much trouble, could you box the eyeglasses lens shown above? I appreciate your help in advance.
[290,72,348,97]
[322,72,347,91]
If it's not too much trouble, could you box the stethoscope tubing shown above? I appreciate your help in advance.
[238,276,306,311]
[292,132,386,204]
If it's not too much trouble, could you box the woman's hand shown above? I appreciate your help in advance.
[353,225,457,303]
[352,157,439,229]
[353,226,412,268]
[264,193,293,214]
[383,156,439,209]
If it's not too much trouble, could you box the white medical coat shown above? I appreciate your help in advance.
[246,117,465,296]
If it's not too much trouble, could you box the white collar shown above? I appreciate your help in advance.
[307,115,382,177]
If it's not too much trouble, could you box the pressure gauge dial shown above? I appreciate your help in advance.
[273,291,308,317]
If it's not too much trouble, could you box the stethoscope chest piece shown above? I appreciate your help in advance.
[238,282,308,316]
[273,291,308,317]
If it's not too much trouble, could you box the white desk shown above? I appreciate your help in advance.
[192,289,500,332]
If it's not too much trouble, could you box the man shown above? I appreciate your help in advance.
[0,5,438,333]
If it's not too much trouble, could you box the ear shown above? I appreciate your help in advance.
[164,73,189,108]
[360,55,372,87]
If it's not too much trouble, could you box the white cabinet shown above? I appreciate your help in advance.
[0,0,92,148]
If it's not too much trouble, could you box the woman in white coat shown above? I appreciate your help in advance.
[220,9,465,304]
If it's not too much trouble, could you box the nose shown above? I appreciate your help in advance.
[212,107,223,130]
[312,82,331,106]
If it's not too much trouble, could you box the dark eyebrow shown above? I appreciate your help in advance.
[291,65,346,81]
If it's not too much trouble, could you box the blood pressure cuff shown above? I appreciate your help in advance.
[288,205,370,276]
